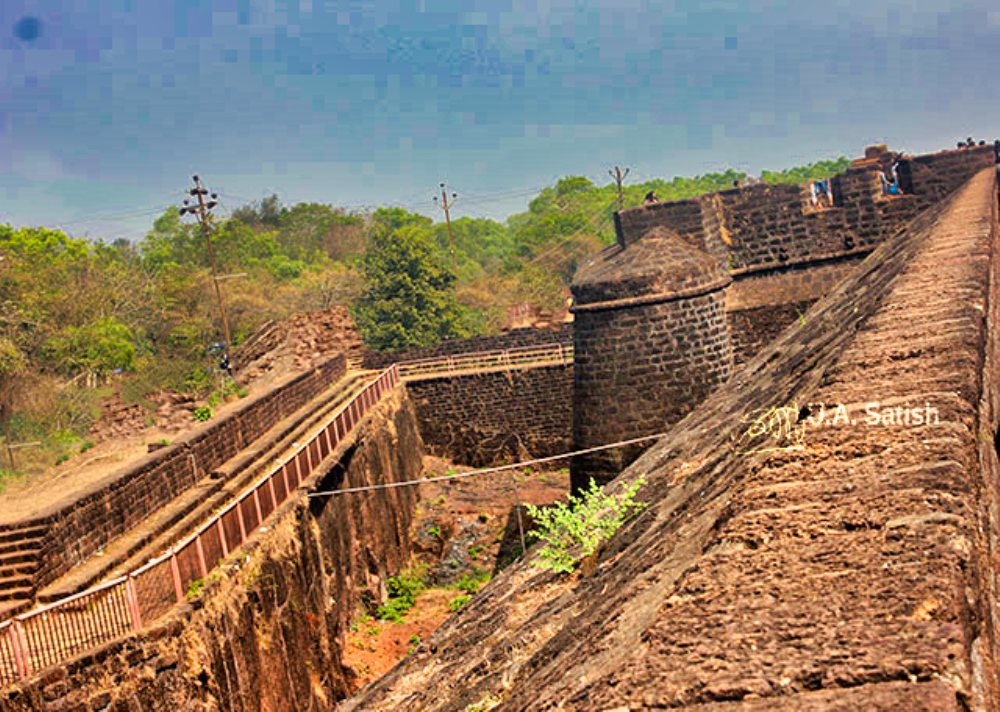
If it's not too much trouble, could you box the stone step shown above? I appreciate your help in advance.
[38,372,371,602]
[0,598,30,619]
[0,586,33,602]
[0,549,40,568]
[0,536,45,558]
[0,525,46,547]
[0,574,33,592]
[0,560,36,579]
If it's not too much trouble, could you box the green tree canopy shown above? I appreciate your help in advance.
[43,317,137,377]
[353,212,474,351]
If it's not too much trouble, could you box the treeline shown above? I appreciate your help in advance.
[0,156,848,477]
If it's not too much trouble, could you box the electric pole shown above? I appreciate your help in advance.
[433,183,458,273]
[609,166,630,212]
[180,176,235,377]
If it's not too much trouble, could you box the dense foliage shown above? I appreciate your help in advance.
[353,209,476,350]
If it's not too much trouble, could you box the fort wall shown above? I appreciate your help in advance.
[407,364,572,466]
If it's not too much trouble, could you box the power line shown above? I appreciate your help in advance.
[180,176,235,376]
[433,182,459,272]
[608,166,630,212]
[307,432,664,498]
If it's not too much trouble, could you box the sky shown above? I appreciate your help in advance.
[0,0,998,242]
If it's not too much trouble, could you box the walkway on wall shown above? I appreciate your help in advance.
[0,342,573,688]
[397,343,573,381]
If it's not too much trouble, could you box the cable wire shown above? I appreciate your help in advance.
[307,432,664,497]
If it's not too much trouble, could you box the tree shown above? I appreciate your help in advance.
[43,317,137,378]
[353,211,475,351]
[0,335,26,468]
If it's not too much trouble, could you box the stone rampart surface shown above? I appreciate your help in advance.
[617,145,994,274]
[344,169,1000,710]
[13,354,347,592]
[0,387,422,711]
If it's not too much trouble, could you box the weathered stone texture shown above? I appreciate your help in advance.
[571,291,733,489]
[8,354,348,595]
[570,230,734,489]
[344,169,1000,710]
[407,365,572,467]
[0,387,422,711]
[617,145,994,276]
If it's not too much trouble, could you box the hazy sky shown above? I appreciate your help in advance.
[0,0,997,241]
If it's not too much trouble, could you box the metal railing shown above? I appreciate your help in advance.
[396,343,572,381]
[0,365,400,687]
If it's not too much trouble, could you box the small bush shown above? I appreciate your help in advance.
[192,406,213,422]
[185,578,205,600]
[448,593,471,612]
[450,568,490,595]
[375,565,426,622]
[524,477,647,574]
[0,468,20,494]
[79,439,95,453]
[54,454,70,466]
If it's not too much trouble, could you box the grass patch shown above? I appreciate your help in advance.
[448,593,471,612]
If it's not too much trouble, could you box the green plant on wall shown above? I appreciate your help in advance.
[524,477,647,574]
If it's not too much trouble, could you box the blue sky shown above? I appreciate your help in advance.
[0,0,997,241]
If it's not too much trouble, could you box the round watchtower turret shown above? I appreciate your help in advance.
[570,227,734,491]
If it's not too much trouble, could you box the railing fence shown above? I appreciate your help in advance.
[0,365,399,686]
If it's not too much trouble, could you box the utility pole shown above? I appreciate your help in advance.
[180,176,234,377]
[609,166,630,212]
[433,183,458,273]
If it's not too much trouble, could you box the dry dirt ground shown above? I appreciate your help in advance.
[341,456,571,693]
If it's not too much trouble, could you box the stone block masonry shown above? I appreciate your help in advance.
[9,353,347,596]
[406,364,572,467]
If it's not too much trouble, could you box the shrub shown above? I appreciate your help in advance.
[450,568,490,595]
[524,477,647,574]
[192,406,213,422]
[79,439,95,453]
[448,594,471,612]
[375,565,426,622]
[185,578,205,600]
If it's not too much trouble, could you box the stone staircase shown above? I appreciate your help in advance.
[0,523,45,618]
[36,370,374,603]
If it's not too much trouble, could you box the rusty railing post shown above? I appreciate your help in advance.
[253,487,264,526]
[217,518,228,558]
[125,574,143,631]
[282,458,292,494]
[267,472,279,509]
[9,620,30,680]
[170,549,184,603]
[236,499,247,543]
[194,534,209,578]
